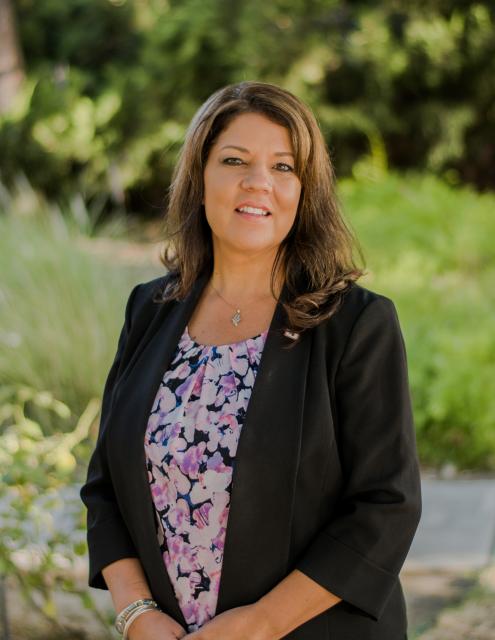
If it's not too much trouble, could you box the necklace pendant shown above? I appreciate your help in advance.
[231,309,241,326]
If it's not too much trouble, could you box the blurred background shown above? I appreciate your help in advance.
[1,0,494,638]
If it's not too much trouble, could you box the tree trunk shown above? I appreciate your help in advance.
[0,0,26,114]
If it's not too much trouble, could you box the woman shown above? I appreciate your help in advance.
[81,81,421,640]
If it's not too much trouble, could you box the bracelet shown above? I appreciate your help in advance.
[123,605,158,639]
[115,598,159,635]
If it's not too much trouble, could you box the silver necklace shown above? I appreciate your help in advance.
[209,281,274,327]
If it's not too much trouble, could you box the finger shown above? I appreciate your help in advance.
[172,622,188,638]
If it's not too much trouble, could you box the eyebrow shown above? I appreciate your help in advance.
[219,144,294,158]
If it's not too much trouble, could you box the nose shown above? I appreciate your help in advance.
[240,163,272,192]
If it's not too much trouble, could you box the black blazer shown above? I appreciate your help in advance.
[80,271,421,640]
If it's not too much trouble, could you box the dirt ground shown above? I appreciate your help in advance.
[405,565,495,640]
[402,568,479,637]
[417,594,495,640]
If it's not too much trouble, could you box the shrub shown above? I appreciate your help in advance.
[341,170,495,469]
[0,180,163,418]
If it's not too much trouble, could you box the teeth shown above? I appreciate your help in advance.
[237,206,269,216]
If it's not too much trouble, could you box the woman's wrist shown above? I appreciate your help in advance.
[124,606,158,638]
[102,558,154,615]
[250,601,281,640]
[115,598,160,636]
[127,608,187,640]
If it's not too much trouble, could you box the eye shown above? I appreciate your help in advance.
[276,162,294,172]
[222,157,244,165]
[221,157,295,172]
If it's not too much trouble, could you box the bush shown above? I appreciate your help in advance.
[1,1,494,213]
[341,170,495,469]
[0,387,113,636]
[0,180,163,418]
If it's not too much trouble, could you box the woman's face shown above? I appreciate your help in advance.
[203,112,302,259]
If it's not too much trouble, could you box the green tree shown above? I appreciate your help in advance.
[1,0,494,212]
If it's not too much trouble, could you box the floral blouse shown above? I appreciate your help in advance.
[143,324,268,632]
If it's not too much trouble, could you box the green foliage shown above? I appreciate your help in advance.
[0,178,163,417]
[18,0,137,79]
[1,0,493,215]
[340,169,495,469]
[314,2,495,187]
[0,387,111,635]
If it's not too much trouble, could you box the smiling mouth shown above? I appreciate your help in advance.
[235,206,272,217]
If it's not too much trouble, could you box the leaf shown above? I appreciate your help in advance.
[41,597,57,620]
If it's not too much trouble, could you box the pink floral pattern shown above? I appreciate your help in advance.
[144,324,268,632]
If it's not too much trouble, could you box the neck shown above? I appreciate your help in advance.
[209,248,284,304]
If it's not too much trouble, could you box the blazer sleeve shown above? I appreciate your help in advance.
[295,296,422,620]
[80,284,141,589]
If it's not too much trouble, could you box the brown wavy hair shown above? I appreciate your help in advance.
[159,81,365,343]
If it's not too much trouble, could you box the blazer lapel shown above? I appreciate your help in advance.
[110,271,311,623]
[216,287,311,612]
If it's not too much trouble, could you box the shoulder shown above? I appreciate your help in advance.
[313,281,403,359]
[124,272,177,326]
[133,272,175,305]
[334,281,398,328]
[312,282,408,376]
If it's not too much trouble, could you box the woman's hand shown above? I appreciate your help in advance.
[184,603,276,640]
[128,608,187,640]
[101,558,186,639]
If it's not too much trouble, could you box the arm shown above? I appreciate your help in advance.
[81,275,173,586]
[294,296,422,620]
[103,558,186,640]
[80,284,140,588]
[255,569,341,638]
[185,569,340,640]
[103,558,152,618]
[81,281,186,638]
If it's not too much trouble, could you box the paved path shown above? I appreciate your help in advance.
[402,476,495,636]
[405,477,495,571]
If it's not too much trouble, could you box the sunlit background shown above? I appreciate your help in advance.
[1,1,494,638]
